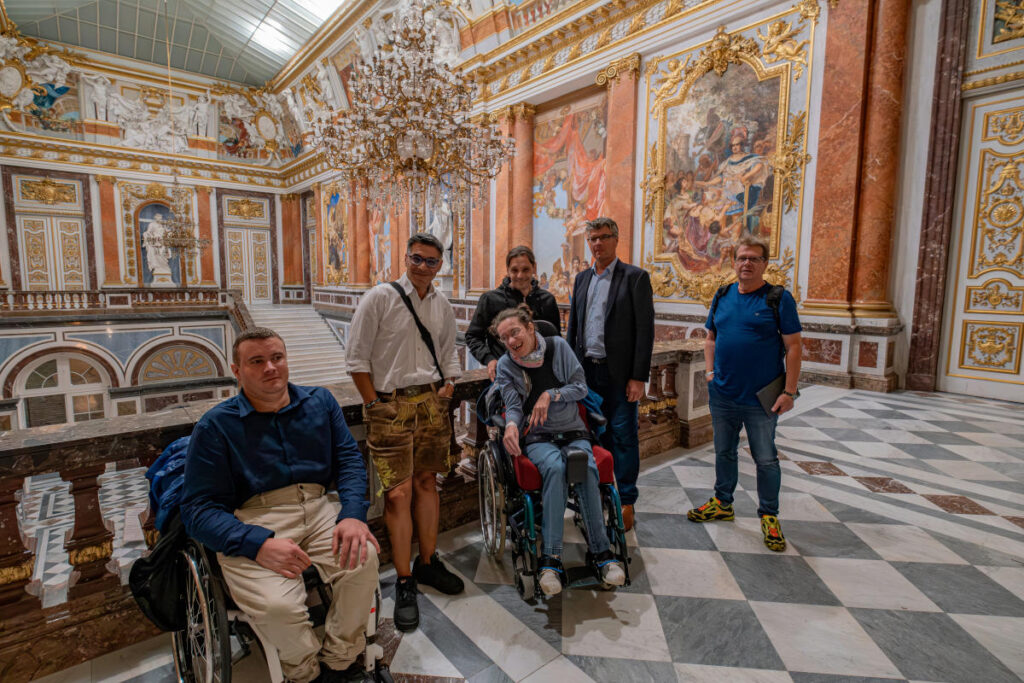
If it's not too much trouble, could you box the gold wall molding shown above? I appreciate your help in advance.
[226,197,266,220]
[983,105,1024,144]
[758,18,810,79]
[969,150,1024,277]
[959,321,1023,373]
[595,53,642,87]
[20,177,77,205]
[963,70,1024,91]
[646,247,795,305]
[774,111,813,212]
[0,558,34,585]
[965,278,1024,313]
[993,0,1024,44]
[68,540,113,566]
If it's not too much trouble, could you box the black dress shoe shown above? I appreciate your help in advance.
[413,552,465,595]
[320,660,374,682]
[394,576,419,632]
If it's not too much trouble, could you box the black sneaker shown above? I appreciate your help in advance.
[393,576,419,632]
[413,552,465,595]
[320,661,374,683]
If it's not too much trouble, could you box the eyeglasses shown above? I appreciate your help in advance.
[735,256,766,264]
[498,326,526,344]
[587,233,616,243]
[407,253,441,268]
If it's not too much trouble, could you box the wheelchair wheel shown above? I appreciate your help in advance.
[478,443,507,559]
[174,541,233,683]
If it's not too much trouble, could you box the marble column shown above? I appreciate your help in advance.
[95,175,121,286]
[354,197,371,285]
[471,188,491,292]
[492,107,516,268]
[280,194,304,287]
[850,0,909,318]
[599,54,641,261]
[195,185,216,286]
[510,103,535,250]
[803,2,873,316]
[312,183,324,287]
[907,0,973,390]
[394,200,408,277]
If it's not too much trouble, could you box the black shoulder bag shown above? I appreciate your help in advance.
[389,281,445,382]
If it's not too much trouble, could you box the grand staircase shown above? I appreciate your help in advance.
[247,304,350,386]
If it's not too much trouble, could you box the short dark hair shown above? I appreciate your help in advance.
[232,327,285,363]
[505,245,537,268]
[736,234,769,260]
[407,233,444,255]
[585,216,619,238]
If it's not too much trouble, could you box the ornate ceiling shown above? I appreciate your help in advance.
[4,0,351,86]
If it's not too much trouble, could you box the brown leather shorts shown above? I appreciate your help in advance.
[364,390,453,492]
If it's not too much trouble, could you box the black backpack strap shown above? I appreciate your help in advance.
[388,281,445,383]
[765,284,786,359]
[708,283,732,327]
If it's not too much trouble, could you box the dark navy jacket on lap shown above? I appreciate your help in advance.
[181,384,369,560]
[705,283,801,406]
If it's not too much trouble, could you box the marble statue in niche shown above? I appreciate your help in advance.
[426,195,454,276]
[140,204,180,287]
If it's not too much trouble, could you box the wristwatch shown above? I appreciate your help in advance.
[782,390,799,400]
[364,398,381,409]
[705,371,714,380]
[549,389,561,402]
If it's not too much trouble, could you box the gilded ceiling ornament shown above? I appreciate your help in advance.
[994,0,1024,43]
[796,0,821,23]
[694,26,760,79]
[772,111,813,213]
[595,53,642,87]
[227,197,266,219]
[758,19,810,80]
[20,177,76,204]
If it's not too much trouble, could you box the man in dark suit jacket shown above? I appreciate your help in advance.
[567,217,655,531]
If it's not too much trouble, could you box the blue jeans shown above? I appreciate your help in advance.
[526,439,609,557]
[584,361,640,506]
[709,385,781,516]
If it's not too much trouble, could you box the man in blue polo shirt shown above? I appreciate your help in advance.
[182,327,379,683]
[687,236,802,551]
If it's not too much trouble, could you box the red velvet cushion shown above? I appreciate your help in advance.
[512,445,616,489]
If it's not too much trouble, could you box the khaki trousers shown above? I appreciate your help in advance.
[217,484,379,683]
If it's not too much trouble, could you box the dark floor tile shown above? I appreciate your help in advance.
[783,521,882,560]
[853,477,915,494]
[929,532,1024,567]
[924,420,990,433]
[915,431,981,446]
[850,609,1020,683]
[477,582,563,650]
[721,553,841,605]
[889,443,965,460]
[789,674,907,683]
[638,468,686,487]
[415,592,497,678]
[817,428,883,443]
[891,563,1024,616]
[795,461,848,476]
[655,595,785,669]
[857,409,912,419]
[634,512,718,550]
[566,655,677,683]
[443,543,485,580]
[465,664,513,683]
[920,494,994,515]
[810,500,903,525]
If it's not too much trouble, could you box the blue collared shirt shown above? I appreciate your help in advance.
[181,384,370,560]
[583,258,618,359]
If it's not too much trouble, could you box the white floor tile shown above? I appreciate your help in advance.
[882,418,945,432]
[750,602,902,679]
[672,465,718,489]
[940,444,1019,463]
[635,485,692,515]
[803,557,940,611]
[561,590,671,662]
[846,523,968,564]
[794,416,851,430]
[520,655,596,682]
[473,549,516,586]
[703,516,800,556]
[776,426,831,442]
[949,614,1024,679]
[924,459,1013,481]
[388,627,464,678]
[862,429,931,444]
[642,548,745,600]
[673,663,793,682]
[977,566,1024,600]
[959,432,1024,448]
[844,441,916,459]
[778,493,839,523]
[821,407,874,420]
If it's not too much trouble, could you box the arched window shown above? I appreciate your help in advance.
[19,355,109,428]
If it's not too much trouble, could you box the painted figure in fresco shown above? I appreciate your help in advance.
[693,109,730,167]
[426,197,454,276]
[699,128,770,235]
[143,213,173,282]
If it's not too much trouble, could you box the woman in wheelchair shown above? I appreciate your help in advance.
[491,305,626,596]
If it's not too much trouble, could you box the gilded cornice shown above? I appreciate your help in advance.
[596,52,642,87]
[963,70,1024,91]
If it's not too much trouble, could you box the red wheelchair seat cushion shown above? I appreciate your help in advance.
[512,445,616,490]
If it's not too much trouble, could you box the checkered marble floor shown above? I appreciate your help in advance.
[31,386,1024,683]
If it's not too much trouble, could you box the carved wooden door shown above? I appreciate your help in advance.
[939,89,1024,400]
[16,215,86,290]
[225,227,272,305]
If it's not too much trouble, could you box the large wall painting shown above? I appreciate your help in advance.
[323,183,349,285]
[532,90,608,302]
[369,208,392,284]
[641,20,815,305]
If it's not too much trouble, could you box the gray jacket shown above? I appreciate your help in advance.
[495,335,588,435]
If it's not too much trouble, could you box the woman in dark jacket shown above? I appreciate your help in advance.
[466,246,561,380]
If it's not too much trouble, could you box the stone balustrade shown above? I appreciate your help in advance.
[0,340,706,681]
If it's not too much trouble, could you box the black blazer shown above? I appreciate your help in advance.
[567,260,655,388]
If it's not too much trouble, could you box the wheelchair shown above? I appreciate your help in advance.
[171,538,393,683]
[476,390,631,601]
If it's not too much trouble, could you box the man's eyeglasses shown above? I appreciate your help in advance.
[735,256,766,264]
[407,253,441,269]
[587,233,616,243]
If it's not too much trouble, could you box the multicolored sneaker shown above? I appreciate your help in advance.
[687,497,735,522]
[761,515,786,551]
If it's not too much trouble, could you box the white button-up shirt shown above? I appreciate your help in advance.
[346,273,461,393]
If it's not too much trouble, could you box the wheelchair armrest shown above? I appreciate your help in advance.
[492,414,506,429]
[588,412,607,428]
[562,446,589,485]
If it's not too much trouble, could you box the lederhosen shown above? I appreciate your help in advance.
[520,337,591,448]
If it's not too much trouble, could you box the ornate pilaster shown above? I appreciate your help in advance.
[491,107,517,271]
[195,185,216,286]
[471,188,491,292]
[312,182,324,286]
[280,193,304,286]
[511,102,536,250]
[95,175,122,286]
[598,53,641,260]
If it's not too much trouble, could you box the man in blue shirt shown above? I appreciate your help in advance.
[182,327,379,683]
[687,236,802,551]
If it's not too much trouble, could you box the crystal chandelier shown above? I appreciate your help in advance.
[147,0,211,264]
[308,0,515,212]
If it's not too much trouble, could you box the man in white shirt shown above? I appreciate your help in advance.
[347,233,464,633]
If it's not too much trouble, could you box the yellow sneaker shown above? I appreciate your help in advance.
[761,514,786,551]
[687,497,735,522]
